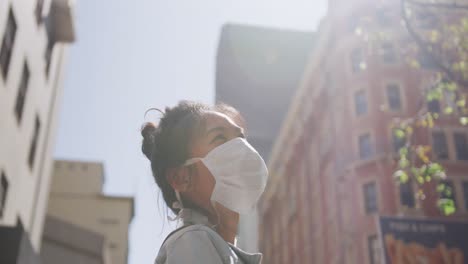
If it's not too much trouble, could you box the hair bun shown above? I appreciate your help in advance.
[141,122,157,160]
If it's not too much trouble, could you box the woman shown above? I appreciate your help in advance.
[141,101,268,264]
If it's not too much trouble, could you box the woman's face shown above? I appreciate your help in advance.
[183,110,245,215]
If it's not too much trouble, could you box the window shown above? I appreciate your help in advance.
[418,52,438,70]
[0,8,17,79]
[453,132,468,160]
[381,43,396,64]
[28,115,41,169]
[428,99,441,113]
[440,180,456,208]
[351,48,365,73]
[392,129,406,152]
[386,84,402,111]
[463,181,468,211]
[354,90,368,116]
[368,235,382,264]
[432,131,448,160]
[14,62,30,123]
[35,0,45,24]
[400,181,415,208]
[364,182,378,213]
[0,171,8,218]
[359,133,374,159]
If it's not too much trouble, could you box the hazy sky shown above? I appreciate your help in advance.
[54,0,327,263]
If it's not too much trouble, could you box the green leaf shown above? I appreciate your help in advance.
[417,176,424,184]
[399,147,408,156]
[444,107,454,114]
[393,170,409,183]
[438,199,456,215]
[436,184,445,193]
[394,129,405,139]
[399,158,410,169]
[460,117,468,126]
[427,163,443,175]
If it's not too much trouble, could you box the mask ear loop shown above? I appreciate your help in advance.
[167,191,184,221]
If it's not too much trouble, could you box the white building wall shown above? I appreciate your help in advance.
[0,0,73,251]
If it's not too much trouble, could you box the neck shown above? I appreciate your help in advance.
[209,204,239,244]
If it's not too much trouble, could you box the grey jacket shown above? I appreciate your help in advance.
[155,209,262,264]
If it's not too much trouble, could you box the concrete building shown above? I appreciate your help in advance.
[259,0,468,263]
[47,160,134,264]
[0,0,75,262]
[41,215,111,264]
[215,23,315,252]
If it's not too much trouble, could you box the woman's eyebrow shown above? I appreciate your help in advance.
[205,126,225,136]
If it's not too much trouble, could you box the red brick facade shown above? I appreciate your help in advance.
[259,1,468,263]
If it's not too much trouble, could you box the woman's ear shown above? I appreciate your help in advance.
[166,166,191,192]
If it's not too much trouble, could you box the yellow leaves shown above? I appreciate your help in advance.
[430,30,440,43]
[444,106,454,115]
[409,59,420,69]
[416,145,431,164]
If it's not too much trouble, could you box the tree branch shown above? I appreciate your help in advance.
[401,0,468,87]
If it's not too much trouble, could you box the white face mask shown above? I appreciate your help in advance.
[183,137,269,214]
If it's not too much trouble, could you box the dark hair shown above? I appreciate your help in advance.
[141,101,244,214]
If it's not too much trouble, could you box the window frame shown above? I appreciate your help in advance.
[358,132,375,160]
[363,181,379,214]
[384,82,405,113]
[354,89,369,117]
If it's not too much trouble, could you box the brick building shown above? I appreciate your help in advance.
[259,1,468,263]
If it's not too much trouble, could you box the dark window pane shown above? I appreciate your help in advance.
[351,48,364,73]
[463,181,468,211]
[28,116,41,169]
[392,130,406,152]
[400,181,415,208]
[418,53,438,70]
[364,182,378,213]
[382,43,396,64]
[14,62,30,123]
[0,8,17,78]
[0,171,8,218]
[454,133,468,160]
[44,16,55,76]
[387,84,402,111]
[432,131,448,160]
[35,0,45,24]
[355,91,368,116]
[359,133,374,159]
[428,100,441,113]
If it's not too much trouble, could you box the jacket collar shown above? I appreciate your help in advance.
[179,208,262,264]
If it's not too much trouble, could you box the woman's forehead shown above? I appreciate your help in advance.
[201,111,237,129]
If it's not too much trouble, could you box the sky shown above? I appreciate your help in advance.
[53,0,327,263]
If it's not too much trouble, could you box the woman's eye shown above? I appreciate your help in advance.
[211,134,227,144]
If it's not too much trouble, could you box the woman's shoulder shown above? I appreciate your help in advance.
[155,224,230,264]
